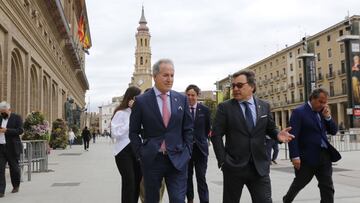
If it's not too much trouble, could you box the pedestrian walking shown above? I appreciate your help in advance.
[92,131,96,143]
[185,84,211,203]
[81,126,91,151]
[111,86,142,203]
[0,101,24,197]
[211,70,294,203]
[283,88,341,203]
[68,129,75,148]
[129,59,193,203]
[266,135,279,164]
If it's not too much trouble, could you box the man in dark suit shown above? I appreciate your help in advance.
[0,101,24,197]
[211,70,294,203]
[283,88,341,203]
[81,126,91,151]
[185,84,211,203]
[130,59,193,203]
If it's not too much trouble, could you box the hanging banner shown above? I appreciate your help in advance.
[350,40,360,126]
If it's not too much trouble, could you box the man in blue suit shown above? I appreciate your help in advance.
[283,88,341,203]
[185,85,210,203]
[130,59,193,203]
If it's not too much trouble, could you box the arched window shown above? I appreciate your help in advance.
[145,39,147,47]
[10,49,24,115]
[140,57,143,65]
[30,65,39,111]
[140,39,143,46]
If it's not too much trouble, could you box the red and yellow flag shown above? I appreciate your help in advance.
[78,14,85,43]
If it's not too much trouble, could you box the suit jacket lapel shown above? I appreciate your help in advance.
[168,91,178,126]
[195,105,201,123]
[254,98,261,125]
[305,103,322,130]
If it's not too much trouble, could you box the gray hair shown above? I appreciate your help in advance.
[309,88,329,101]
[0,101,10,110]
[152,59,174,77]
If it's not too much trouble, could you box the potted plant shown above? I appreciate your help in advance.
[22,111,50,141]
[49,119,68,149]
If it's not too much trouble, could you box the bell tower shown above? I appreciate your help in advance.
[130,6,152,92]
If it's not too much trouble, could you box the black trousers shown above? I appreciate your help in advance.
[187,144,209,203]
[115,144,142,203]
[83,139,89,150]
[0,144,21,194]
[222,162,272,203]
[283,149,334,203]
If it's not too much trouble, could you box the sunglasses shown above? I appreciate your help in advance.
[231,82,248,89]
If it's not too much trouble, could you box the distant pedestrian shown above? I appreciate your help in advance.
[266,135,279,164]
[111,86,142,203]
[92,131,96,143]
[81,126,91,151]
[339,122,345,141]
[68,129,75,148]
[0,101,24,197]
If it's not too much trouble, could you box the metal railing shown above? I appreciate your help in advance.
[280,131,359,160]
[329,130,359,152]
[19,140,49,181]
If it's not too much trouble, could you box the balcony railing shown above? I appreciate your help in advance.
[326,71,336,80]
[317,74,324,81]
[338,69,346,76]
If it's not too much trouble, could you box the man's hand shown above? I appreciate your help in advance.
[322,104,331,119]
[277,127,294,143]
[292,159,301,170]
[0,128,6,133]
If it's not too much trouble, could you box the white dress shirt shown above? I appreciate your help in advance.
[153,86,171,116]
[0,118,8,144]
[111,108,131,156]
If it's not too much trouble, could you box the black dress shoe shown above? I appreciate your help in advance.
[0,193,4,197]
[11,187,19,193]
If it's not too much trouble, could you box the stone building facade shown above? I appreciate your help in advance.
[0,0,91,125]
[216,15,360,129]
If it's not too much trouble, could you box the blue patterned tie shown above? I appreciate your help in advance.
[314,112,328,148]
[244,102,254,130]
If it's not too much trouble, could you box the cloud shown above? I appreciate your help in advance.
[85,0,360,111]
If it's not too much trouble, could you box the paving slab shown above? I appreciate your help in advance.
[2,138,360,203]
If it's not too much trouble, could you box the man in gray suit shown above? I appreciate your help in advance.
[211,70,294,203]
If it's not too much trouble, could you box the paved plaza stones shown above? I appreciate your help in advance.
[3,138,360,203]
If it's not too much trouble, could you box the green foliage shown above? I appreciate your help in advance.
[49,119,68,149]
[22,111,50,140]
[203,98,217,122]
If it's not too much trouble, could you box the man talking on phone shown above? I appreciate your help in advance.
[283,88,341,203]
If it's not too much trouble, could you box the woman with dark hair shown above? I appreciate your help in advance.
[111,86,141,203]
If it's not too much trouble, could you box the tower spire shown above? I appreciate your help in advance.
[137,6,149,31]
[139,5,147,24]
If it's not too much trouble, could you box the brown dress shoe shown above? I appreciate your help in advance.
[0,193,4,197]
[188,200,194,203]
[11,187,19,193]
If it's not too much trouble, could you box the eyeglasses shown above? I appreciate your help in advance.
[231,82,248,89]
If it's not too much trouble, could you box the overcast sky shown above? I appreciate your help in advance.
[85,0,360,112]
